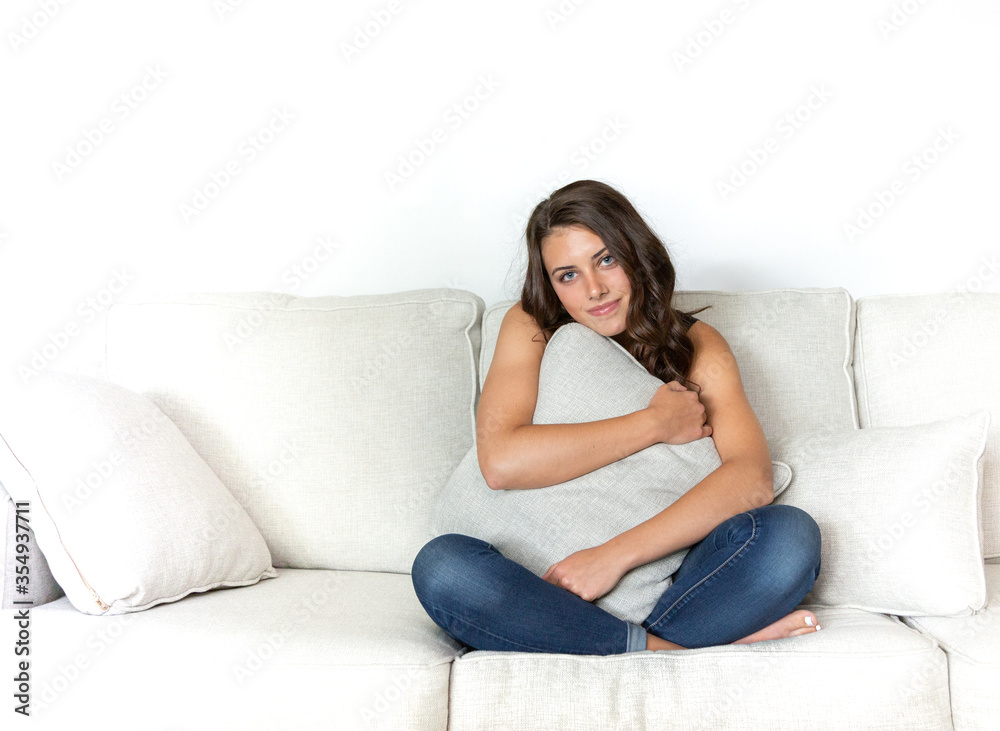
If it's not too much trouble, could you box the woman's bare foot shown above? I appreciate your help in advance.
[644,609,821,651]
[646,633,686,651]
[731,609,821,645]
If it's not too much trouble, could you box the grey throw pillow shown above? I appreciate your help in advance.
[431,322,792,625]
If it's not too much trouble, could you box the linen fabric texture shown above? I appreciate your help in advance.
[431,322,792,625]
[478,289,860,440]
[853,292,1000,559]
[770,409,991,617]
[0,372,276,615]
[903,563,1000,728]
[104,289,484,574]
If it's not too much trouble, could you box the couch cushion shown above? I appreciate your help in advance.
[0,372,276,615]
[771,412,990,617]
[854,292,1000,559]
[480,288,859,443]
[904,563,1000,730]
[105,289,484,573]
[433,322,791,625]
[29,569,462,730]
[448,605,950,730]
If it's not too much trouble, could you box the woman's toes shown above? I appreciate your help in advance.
[796,610,819,628]
[788,610,821,636]
[795,611,821,634]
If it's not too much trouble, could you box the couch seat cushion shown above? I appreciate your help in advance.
[904,563,1000,731]
[480,288,859,444]
[29,569,462,730]
[448,605,950,730]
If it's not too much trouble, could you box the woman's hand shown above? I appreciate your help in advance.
[646,381,712,445]
[541,544,628,602]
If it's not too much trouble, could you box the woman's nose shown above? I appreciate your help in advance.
[587,275,607,297]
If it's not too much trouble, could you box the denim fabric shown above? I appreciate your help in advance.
[411,504,821,655]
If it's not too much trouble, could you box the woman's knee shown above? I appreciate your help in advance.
[411,533,488,604]
[755,504,822,584]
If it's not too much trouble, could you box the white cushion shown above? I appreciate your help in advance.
[854,292,1000,559]
[0,372,276,615]
[432,323,791,625]
[30,569,460,730]
[904,564,1000,730]
[448,605,950,730]
[770,411,991,617]
[105,289,484,573]
[481,289,859,442]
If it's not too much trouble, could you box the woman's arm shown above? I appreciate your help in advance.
[482,414,659,491]
[541,322,775,600]
[478,304,707,491]
[602,322,774,570]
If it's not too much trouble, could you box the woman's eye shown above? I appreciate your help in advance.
[558,256,615,283]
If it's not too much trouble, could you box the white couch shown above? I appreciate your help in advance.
[2,286,998,730]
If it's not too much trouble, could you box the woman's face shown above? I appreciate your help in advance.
[541,226,632,344]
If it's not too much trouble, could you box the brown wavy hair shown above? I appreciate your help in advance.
[521,179,711,392]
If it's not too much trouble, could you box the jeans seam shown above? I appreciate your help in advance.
[420,597,584,654]
[646,511,758,630]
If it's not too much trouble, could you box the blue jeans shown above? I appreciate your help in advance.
[411,504,821,655]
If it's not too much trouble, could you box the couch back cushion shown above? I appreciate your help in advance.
[105,289,484,573]
[480,288,859,442]
[854,292,1000,559]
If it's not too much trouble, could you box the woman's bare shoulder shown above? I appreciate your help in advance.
[687,320,741,389]
[503,302,547,342]
[491,302,547,377]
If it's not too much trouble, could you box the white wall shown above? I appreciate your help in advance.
[1,0,998,390]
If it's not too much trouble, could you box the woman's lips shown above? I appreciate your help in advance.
[588,298,620,316]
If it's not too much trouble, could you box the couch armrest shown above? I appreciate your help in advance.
[1,484,64,609]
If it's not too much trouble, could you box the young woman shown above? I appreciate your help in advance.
[411,180,822,655]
